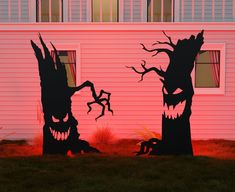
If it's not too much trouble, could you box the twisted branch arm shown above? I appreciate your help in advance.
[70,81,113,120]
[140,43,173,58]
[126,60,165,82]
[152,31,176,48]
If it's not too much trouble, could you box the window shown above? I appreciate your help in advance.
[179,0,235,22]
[51,50,76,87]
[147,0,173,22]
[68,0,89,22]
[92,0,118,22]
[195,50,220,88]
[36,0,63,22]
[193,44,225,94]
[0,0,30,22]
[122,0,145,22]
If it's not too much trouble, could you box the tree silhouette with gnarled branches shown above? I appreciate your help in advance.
[128,30,204,155]
[31,34,113,155]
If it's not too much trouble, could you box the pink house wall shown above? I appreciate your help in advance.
[0,23,235,140]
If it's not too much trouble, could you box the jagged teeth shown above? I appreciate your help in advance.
[61,132,65,141]
[163,100,186,120]
[49,127,71,141]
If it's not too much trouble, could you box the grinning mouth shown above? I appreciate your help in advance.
[163,100,186,120]
[49,127,71,141]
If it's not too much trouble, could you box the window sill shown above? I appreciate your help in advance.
[0,22,235,31]
[194,88,225,95]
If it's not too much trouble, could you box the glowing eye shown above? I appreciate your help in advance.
[173,88,183,95]
[52,116,60,123]
[163,87,168,94]
[63,113,69,122]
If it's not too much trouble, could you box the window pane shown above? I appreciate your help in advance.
[65,64,76,87]
[153,0,161,22]
[102,0,110,22]
[51,50,76,87]
[147,0,151,21]
[163,0,172,22]
[195,51,220,88]
[196,51,211,63]
[93,0,100,22]
[112,0,118,22]
[147,0,161,22]
[41,0,49,22]
[93,0,118,22]
[37,0,62,22]
[51,0,60,22]
[148,0,173,22]
[196,51,220,64]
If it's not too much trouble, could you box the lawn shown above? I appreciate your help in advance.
[0,139,235,192]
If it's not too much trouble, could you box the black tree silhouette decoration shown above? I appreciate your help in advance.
[128,30,204,155]
[31,34,113,155]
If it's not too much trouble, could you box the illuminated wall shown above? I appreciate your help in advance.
[0,24,234,140]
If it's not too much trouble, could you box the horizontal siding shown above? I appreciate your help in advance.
[0,29,235,141]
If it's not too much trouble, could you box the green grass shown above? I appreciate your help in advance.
[0,155,235,192]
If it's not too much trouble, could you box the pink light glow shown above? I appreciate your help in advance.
[0,25,234,141]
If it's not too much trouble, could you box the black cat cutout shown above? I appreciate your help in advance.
[128,30,204,155]
[31,34,113,155]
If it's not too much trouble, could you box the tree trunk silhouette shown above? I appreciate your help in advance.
[31,35,113,155]
[128,31,204,155]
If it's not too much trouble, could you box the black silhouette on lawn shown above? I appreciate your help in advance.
[128,30,204,155]
[31,35,113,155]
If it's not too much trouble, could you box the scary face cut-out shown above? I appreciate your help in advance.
[49,113,70,141]
[162,87,186,120]
[129,30,204,155]
[160,75,195,155]
[31,35,113,155]
[43,109,80,154]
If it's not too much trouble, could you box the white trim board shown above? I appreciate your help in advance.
[1,23,235,31]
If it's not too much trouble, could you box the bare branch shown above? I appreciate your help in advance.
[152,31,176,49]
[162,31,175,48]
[152,41,172,47]
[70,81,113,120]
[38,33,51,59]
[126,60,165,82]
[140,43,172,58]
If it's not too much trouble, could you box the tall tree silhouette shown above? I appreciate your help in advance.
[128,31,204,155]
[31,35,113,155]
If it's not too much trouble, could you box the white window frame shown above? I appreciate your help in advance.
[30,0,37,22]
[174,0,180,22]
[192,43,226,95]
[49,43,81,91]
